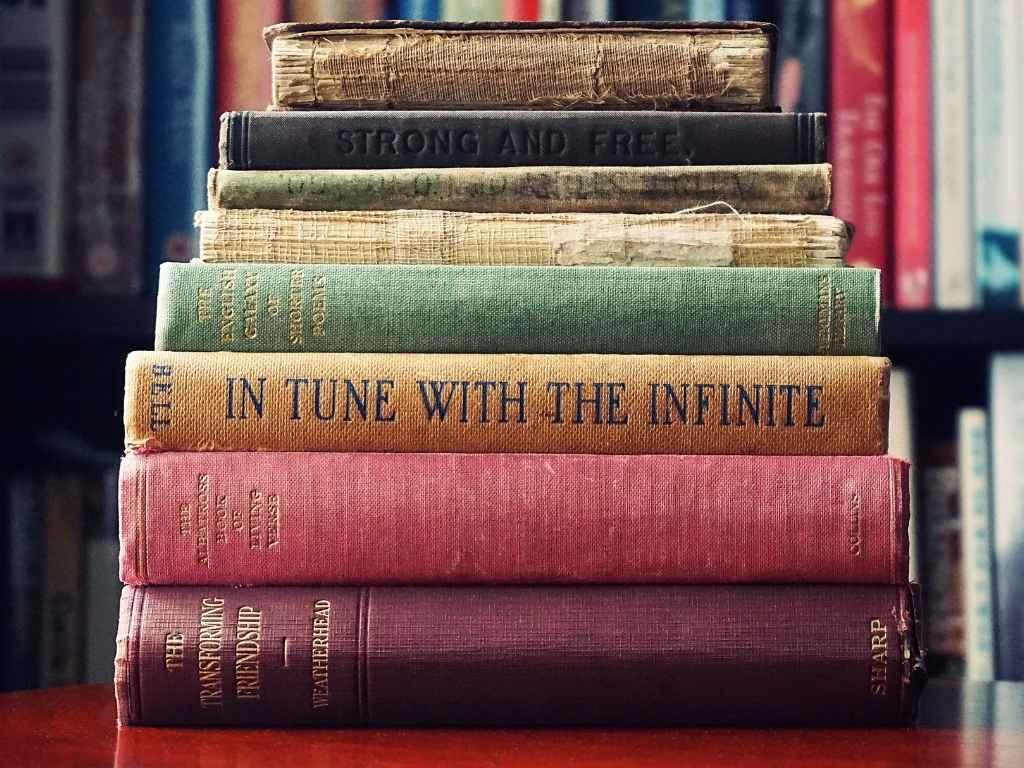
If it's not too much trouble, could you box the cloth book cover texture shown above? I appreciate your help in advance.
[115,584,923,726]
[265,21,775,110]
[196,210,850,267]
[119,452,910,586]
[155,264,879,355]
[207,165,834,215]
[123,352,890,455]
[218,111,827,170]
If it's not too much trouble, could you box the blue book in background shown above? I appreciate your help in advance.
[144,0,215,293]
[690,0,725,20]
[394,0,440,18]
[727,0,773,20]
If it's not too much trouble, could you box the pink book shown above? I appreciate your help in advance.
[119,452,910,586]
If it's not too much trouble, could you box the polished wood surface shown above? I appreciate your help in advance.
[1,679,1022,767]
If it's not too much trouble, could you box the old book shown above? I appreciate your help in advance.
[115,584,924,726]
[830,0,890,298]
[156,263,877,355]
[266,20,775,110]
[197,209,850,267]
[123,351,890,455]
[208,165,833,214]
[218,110,827,170]
[119,451,910,586]
[69,0,144,293]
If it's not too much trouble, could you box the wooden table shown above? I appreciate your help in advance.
[1,679,1022,767]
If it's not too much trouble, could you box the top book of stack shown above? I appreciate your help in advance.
[265,20,777,111]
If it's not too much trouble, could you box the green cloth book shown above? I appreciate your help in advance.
[154,263,879,355]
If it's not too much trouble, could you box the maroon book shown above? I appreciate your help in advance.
[115,584,925,726]
[119,452,910,586]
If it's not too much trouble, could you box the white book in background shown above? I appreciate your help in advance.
[443,0,502,20]
[0,0,66,278]
[991,354,1024,680]
[932,0,974,308]
[958,408,995,680]
[888,367,919,580]
[971,0,1022,306]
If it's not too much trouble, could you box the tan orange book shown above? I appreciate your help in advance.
[124,352,889,455]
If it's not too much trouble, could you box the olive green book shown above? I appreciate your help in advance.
[155,262,879,355]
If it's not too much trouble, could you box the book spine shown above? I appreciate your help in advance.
[958,408,995,681]
[774,0,827,113]
[971,1,1021,306]
[68,0,144,293]
[288,1,384,20]
[115,584,922,726]
[990,354,1024,680]
[443,0,503,19]
[216,1,286,113]
[145,0,215,288]
[690,1,725,20]
[119,451,909,586]
[892,0,932,308]
[727,1,772,21]
[564,0,610,20]
[219,110,827,170]
[931,0,973,309]
[123,351,891,455]
[397,0,440,18]
[831,0,891,300]
[39,474,84,687]
[269,27,772,110]
[921,440,962,671]
[155,263,878,355]
[207,165,834,214]
[196,209,849,268]
[504,0,539,19]
[0,0,67,281]
[5,476,42,690]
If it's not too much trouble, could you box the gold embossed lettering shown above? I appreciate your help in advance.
[311,599,331,709]
[164,632,185,672]
[197,597,225,709]
[235,606,262,701]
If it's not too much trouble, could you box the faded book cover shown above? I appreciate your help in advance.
[266,20,776,110]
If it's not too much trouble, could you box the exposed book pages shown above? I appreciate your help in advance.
[888,367,918,580]
[218,110,827,170]
[197,209,851,267]
[958,408,995,681]
[972,1,1022,306]
[0,0,67,280]
[123,351,891,456]
[932,0,973,308]
[922,440,963,675]
[991,354,1024,680]
[155,263,878,355]
[119,452,909,586]
[207,165,834,215]
[265,21,776,110]
[115,584,923,726]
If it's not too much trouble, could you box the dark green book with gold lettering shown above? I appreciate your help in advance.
[155,262,879,355]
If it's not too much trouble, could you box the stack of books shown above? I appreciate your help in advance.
[115,20,924,726]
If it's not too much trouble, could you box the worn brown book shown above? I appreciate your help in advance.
[197,209,849,267]
[208,165,833,214]
[266,20,776,110]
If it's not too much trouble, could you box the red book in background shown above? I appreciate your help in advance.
[892,0,932,308]
[831,0,891,301]
[505,0,539,18]
[217,0,287,114]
